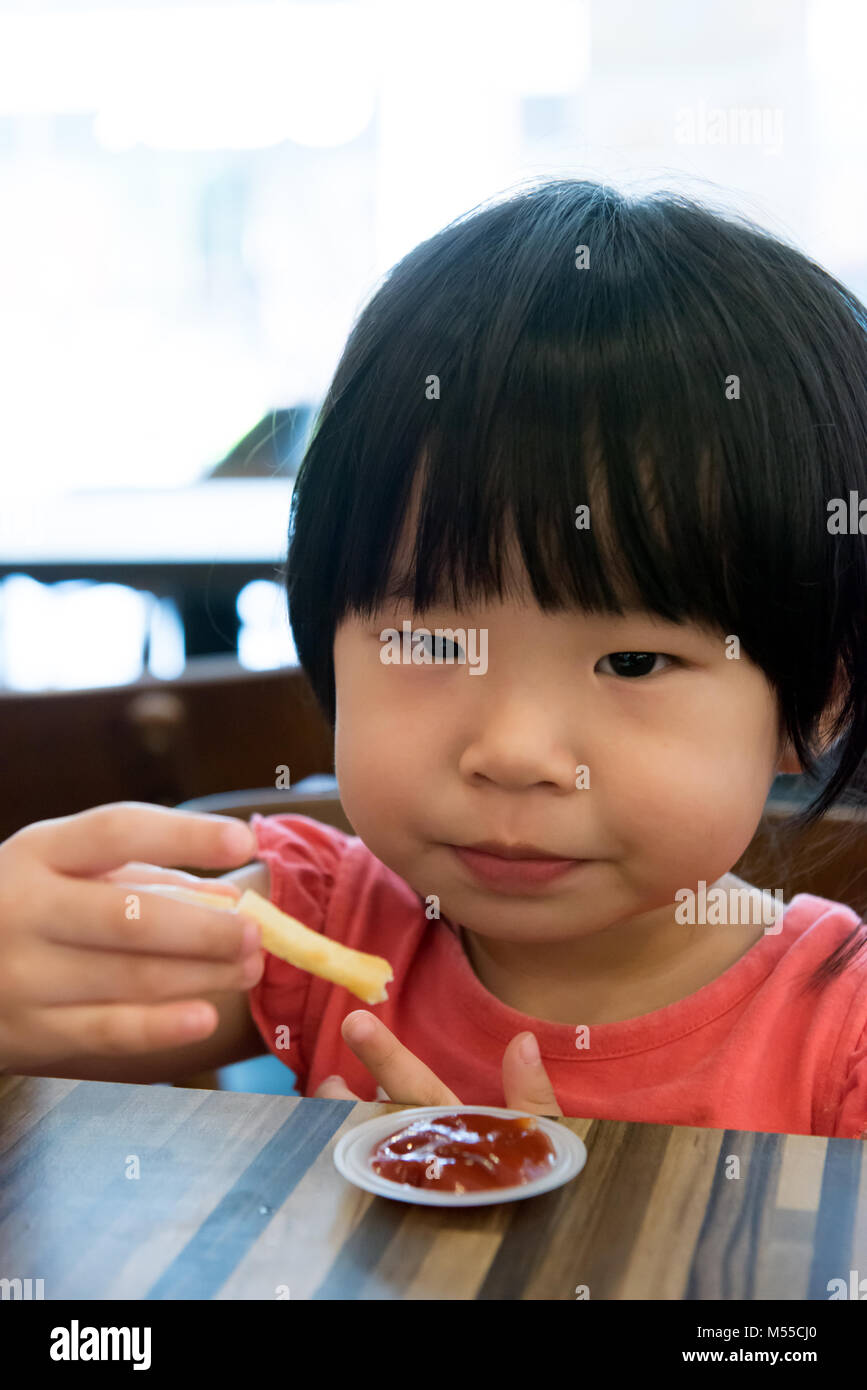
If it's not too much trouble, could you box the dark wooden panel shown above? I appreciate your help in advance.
[0,658,334,841]
[734,801,867,914]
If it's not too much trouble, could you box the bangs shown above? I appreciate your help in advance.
[345,360,736,636]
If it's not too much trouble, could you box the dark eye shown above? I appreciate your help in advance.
[415,631,464,660]
[596,652,673,678]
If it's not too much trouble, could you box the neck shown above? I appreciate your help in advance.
[457,874,772,1025]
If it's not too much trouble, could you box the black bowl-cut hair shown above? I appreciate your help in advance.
[283,178,867,986]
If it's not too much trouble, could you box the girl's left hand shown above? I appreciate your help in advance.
[312,1009,563,1115]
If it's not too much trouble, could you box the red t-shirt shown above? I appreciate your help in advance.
[247,813,867,1138]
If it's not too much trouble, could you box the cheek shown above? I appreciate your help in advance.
[596,707,773,865]
[334,735,422,870]
[333,665,431,836]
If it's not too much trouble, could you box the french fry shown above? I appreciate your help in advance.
[127,882,393,1004]
[237,888,393,1004]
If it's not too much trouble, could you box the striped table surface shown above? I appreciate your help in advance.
[1,1074,865,1301]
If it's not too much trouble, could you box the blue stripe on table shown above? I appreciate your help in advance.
[147,1099,353,1300]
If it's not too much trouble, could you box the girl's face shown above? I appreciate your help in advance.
[332,538,797,945]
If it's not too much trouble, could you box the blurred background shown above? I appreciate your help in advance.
[1,0,863,1086]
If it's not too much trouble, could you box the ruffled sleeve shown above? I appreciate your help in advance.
[246,813,352,1091]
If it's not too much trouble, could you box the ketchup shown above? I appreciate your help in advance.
[370,1111,556,1192]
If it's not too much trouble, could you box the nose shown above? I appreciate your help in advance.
[457,692,579,792]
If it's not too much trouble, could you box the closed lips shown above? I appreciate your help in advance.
[460,842,579,861]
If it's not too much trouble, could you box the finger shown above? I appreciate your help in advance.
[501,1033,563,1116]
[0,938,264,1009]
[98,864,242,899]
[2,998,222,1069]
[313,1075,361,1100]
[341,1010,461,1107]
[14,803,257,877]
[38,878,258,962]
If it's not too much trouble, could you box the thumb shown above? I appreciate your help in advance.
[502,1032,563,1116]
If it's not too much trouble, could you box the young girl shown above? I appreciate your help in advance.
[3,178,866,1139]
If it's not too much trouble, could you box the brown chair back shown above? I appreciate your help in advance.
[176,779,354,836]
[0,657,336,842]
[733,799,867,913]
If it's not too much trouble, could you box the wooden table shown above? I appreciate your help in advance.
[1,1073,865,1301]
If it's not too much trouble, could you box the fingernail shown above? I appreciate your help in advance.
[520,1033,540,1065]
[346,1013,374,1043]
[241,921,260,953]
[242,951,263,984]
[221,821,253,856]
[182,1005,212,1032]
[324,1074,344,1085]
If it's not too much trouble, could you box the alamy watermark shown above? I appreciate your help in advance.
[674,103,783,154]
[827,491,867,534]
[380,621,488,675]
[0,1276,44,1299]
[675,881,783,933]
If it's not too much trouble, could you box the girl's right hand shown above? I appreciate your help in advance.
[0,802,265,1073]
